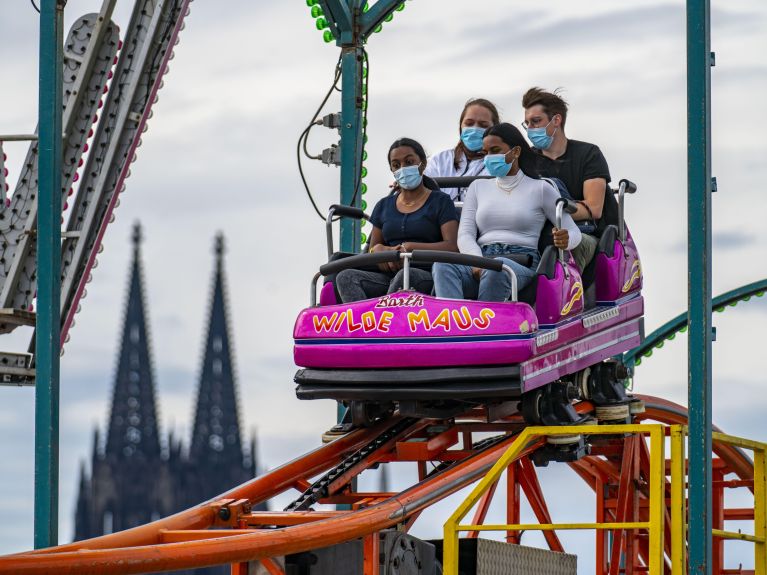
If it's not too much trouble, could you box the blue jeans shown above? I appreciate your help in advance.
[432,244,540,302]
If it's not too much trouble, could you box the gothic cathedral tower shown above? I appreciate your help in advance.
[75,226,263,574]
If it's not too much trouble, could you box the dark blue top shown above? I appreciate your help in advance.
[370,190,458,247]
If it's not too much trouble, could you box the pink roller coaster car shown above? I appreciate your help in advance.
[294,179,643,442]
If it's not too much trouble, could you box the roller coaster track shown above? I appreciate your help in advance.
[624,278,767,368]
[0,395,753,574]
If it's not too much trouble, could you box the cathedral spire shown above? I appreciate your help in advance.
[189,233,246,480]
[104,222,161,461]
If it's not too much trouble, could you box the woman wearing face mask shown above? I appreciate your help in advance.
[432,123,581,302]
[335,138,459,303]
[422,98,500,201]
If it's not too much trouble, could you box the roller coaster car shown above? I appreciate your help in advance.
[294,180,644,426]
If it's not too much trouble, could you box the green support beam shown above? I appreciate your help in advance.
[686,0,713,572]
[34,0,63,549]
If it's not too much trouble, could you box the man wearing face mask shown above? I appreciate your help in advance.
[522,87,619,272]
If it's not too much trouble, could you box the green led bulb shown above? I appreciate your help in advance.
[361,166,368,178]
[363,134,368,143]
[311,5,323,17]
[323,30,334,43]
[362,150,368,161]
[374,24,383,33]
[362,67,368,78]
[396,2,405,11]
[360,232,367,245]
[362,2,370,12]
[385,13,394,22]
[361,100,367,111]
[361,183,367,195]
[361,200,367,211]
[315,17,328,30]
[306,0,318,6]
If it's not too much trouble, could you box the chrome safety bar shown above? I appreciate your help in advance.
[555,201,568,271]
[618,180,627,242]
[326,206,337,261]
[0,134,39,142]
[310,251,520,306]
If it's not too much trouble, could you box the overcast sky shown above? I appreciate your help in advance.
[0,0,765,572]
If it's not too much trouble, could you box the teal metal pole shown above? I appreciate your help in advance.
[34,0,63,549]
[338,42,364,254]
[686,0,712,572]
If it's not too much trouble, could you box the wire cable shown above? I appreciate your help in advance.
[30,0,40,14]
[297,54,342,220]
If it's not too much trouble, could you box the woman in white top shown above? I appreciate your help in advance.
[423,98,499,201]
[432,123,582,302]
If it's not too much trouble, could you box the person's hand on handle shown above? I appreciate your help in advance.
[371,243,403,272]
[552,227,570,250]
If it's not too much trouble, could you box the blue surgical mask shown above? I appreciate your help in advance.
[483,153,515,178]
[393,164,423,190]
[526,118,557,150]
[460,127,485,152]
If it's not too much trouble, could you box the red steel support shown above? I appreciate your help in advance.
[363,532,379,575]
[518,456,565,552]
[468,479,499,539]
[507,463,521,544]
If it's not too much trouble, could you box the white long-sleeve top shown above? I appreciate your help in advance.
[423,148,488,201]
[458,171,582,257]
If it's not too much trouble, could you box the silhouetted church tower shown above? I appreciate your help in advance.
[75,225,262,575]
[185,234,256,506]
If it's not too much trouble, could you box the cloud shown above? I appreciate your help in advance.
[1,0,767,561]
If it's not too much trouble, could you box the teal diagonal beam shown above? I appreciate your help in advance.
[317,0,352,43]
[360,0,403,38]
[624,279,767,368]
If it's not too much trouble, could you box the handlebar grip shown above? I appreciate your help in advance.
[319,251,400,277]
[619,179,638,194]
[328,204,369,220]
[556,197,578,214]
[410,250,504,272]
[431,176,493,189]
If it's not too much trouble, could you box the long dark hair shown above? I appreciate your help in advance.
[483,123,540,178]
[388,137,427,165]
[453,98,500,169]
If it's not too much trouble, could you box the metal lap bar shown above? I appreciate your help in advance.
[443,424,666,575]
[618,180,627,242]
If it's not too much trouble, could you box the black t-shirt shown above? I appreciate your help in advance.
[370,189,457,246]
[532,139,618,235]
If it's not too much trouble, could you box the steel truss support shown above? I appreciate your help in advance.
[34,0,63,550]
[317,0,403,253]
[687,0,713,572]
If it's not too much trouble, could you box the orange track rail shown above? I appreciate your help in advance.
[0,395,752,574]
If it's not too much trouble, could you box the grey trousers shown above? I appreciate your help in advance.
[336,267,433,303]
[571,233,599,271]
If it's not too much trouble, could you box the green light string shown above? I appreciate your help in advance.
[305,0,335,43]
[633,289,765,367]
[360,53,369,247]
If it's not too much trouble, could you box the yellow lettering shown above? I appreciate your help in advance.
[432,308,451,331]
[407,309,431,332]
[378,311,394,333]
[346,310,362,332]
[473,308,495,329]
[361,311,377,332]
[313,312,338,333]
[332,310,347,332]
[451,306,473,330]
